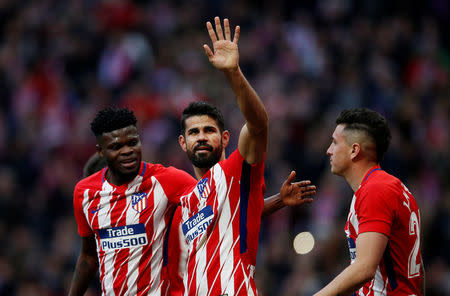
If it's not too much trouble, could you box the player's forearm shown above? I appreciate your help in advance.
[315,261,375,296]
[223,67,268,135]
[262,194,285,217]
[68,255,99,296]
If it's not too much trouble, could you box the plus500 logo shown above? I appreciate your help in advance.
[98,224,148,251]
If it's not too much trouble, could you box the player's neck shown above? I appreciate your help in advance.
[194,167,209,180]
[193,154,227,180]
[106,169,136,186]
[345,161,379,192]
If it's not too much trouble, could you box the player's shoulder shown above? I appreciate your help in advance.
[361,169,402,198]
[147,162,192,177]
[145,162,196,183]
[218,148,245,169]
[74,169,104,194]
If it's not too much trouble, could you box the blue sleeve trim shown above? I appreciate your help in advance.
[239,160,251,254]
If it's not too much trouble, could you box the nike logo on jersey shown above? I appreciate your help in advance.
[91,207,102,214]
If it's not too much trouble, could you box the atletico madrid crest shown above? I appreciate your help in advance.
[131,192,148,213]
[197,178,210,199]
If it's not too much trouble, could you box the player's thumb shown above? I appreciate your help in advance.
[203,44,214,60]
[285,170,296,185]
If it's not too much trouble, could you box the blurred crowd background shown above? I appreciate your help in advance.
[0,0,448,295]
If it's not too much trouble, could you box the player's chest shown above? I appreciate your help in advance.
[85,186,167,230]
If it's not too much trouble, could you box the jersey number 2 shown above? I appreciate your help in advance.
[408,211,421,278]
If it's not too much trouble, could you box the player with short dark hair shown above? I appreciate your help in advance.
[164,100,316,295]
[314,108,424,296]
[181,101,225,135]
[173,17,285,295]
[69,107,197,296]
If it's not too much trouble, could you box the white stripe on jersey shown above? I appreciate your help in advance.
[239,263,255,296]
[148,177,170,294]
[372,266,388,296]
[218,174,235,295]
[346,194,358,238]
[124,174,145,295]
[207,204,240,296]
[219,238,241,295]
[99,182,115,294]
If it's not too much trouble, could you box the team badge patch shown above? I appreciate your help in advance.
[196,178,210,199]
[131,192,148,213]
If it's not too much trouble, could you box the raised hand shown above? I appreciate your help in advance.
[280,171,316,207]
[203,16,240,71]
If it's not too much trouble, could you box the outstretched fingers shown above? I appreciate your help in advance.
[293,182,316,198]
[206,21,217,43]
[233,25,240,44]
[207,17,239,45]
[293,180,312,187]
[214,16,224,40]
[301,186,317,196]
[224,18,231,40]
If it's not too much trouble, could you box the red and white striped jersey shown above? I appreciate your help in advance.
[73,162,196,296]
[179,149,266,296]
[345,165,423,296]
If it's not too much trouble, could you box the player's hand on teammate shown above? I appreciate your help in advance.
[280,171,316,206]
[203,16,239,71]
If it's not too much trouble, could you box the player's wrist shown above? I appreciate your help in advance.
[222,65,240,75]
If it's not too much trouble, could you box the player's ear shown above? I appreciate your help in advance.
[96,144,104,157]
[179,135,188,152]
[350,143,361,161]
[222,130,230,148]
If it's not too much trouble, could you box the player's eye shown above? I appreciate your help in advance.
[110,144,121,150]
[188,129,199,135]
[205,127,216,133]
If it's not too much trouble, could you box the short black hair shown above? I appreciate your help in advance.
[336,108,391,162]
[90,107,137,137]
[83,153,107,178]
[181,101,225,134]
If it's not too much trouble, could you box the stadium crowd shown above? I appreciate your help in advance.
[0,0,448,295]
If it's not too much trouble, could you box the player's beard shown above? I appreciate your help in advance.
[188,142,222,169]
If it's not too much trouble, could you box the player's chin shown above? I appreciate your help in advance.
[195,150,211,158]
[119,163,140,176]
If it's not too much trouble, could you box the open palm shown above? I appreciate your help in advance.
[280,171,316,206]
[204,17,240,71]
